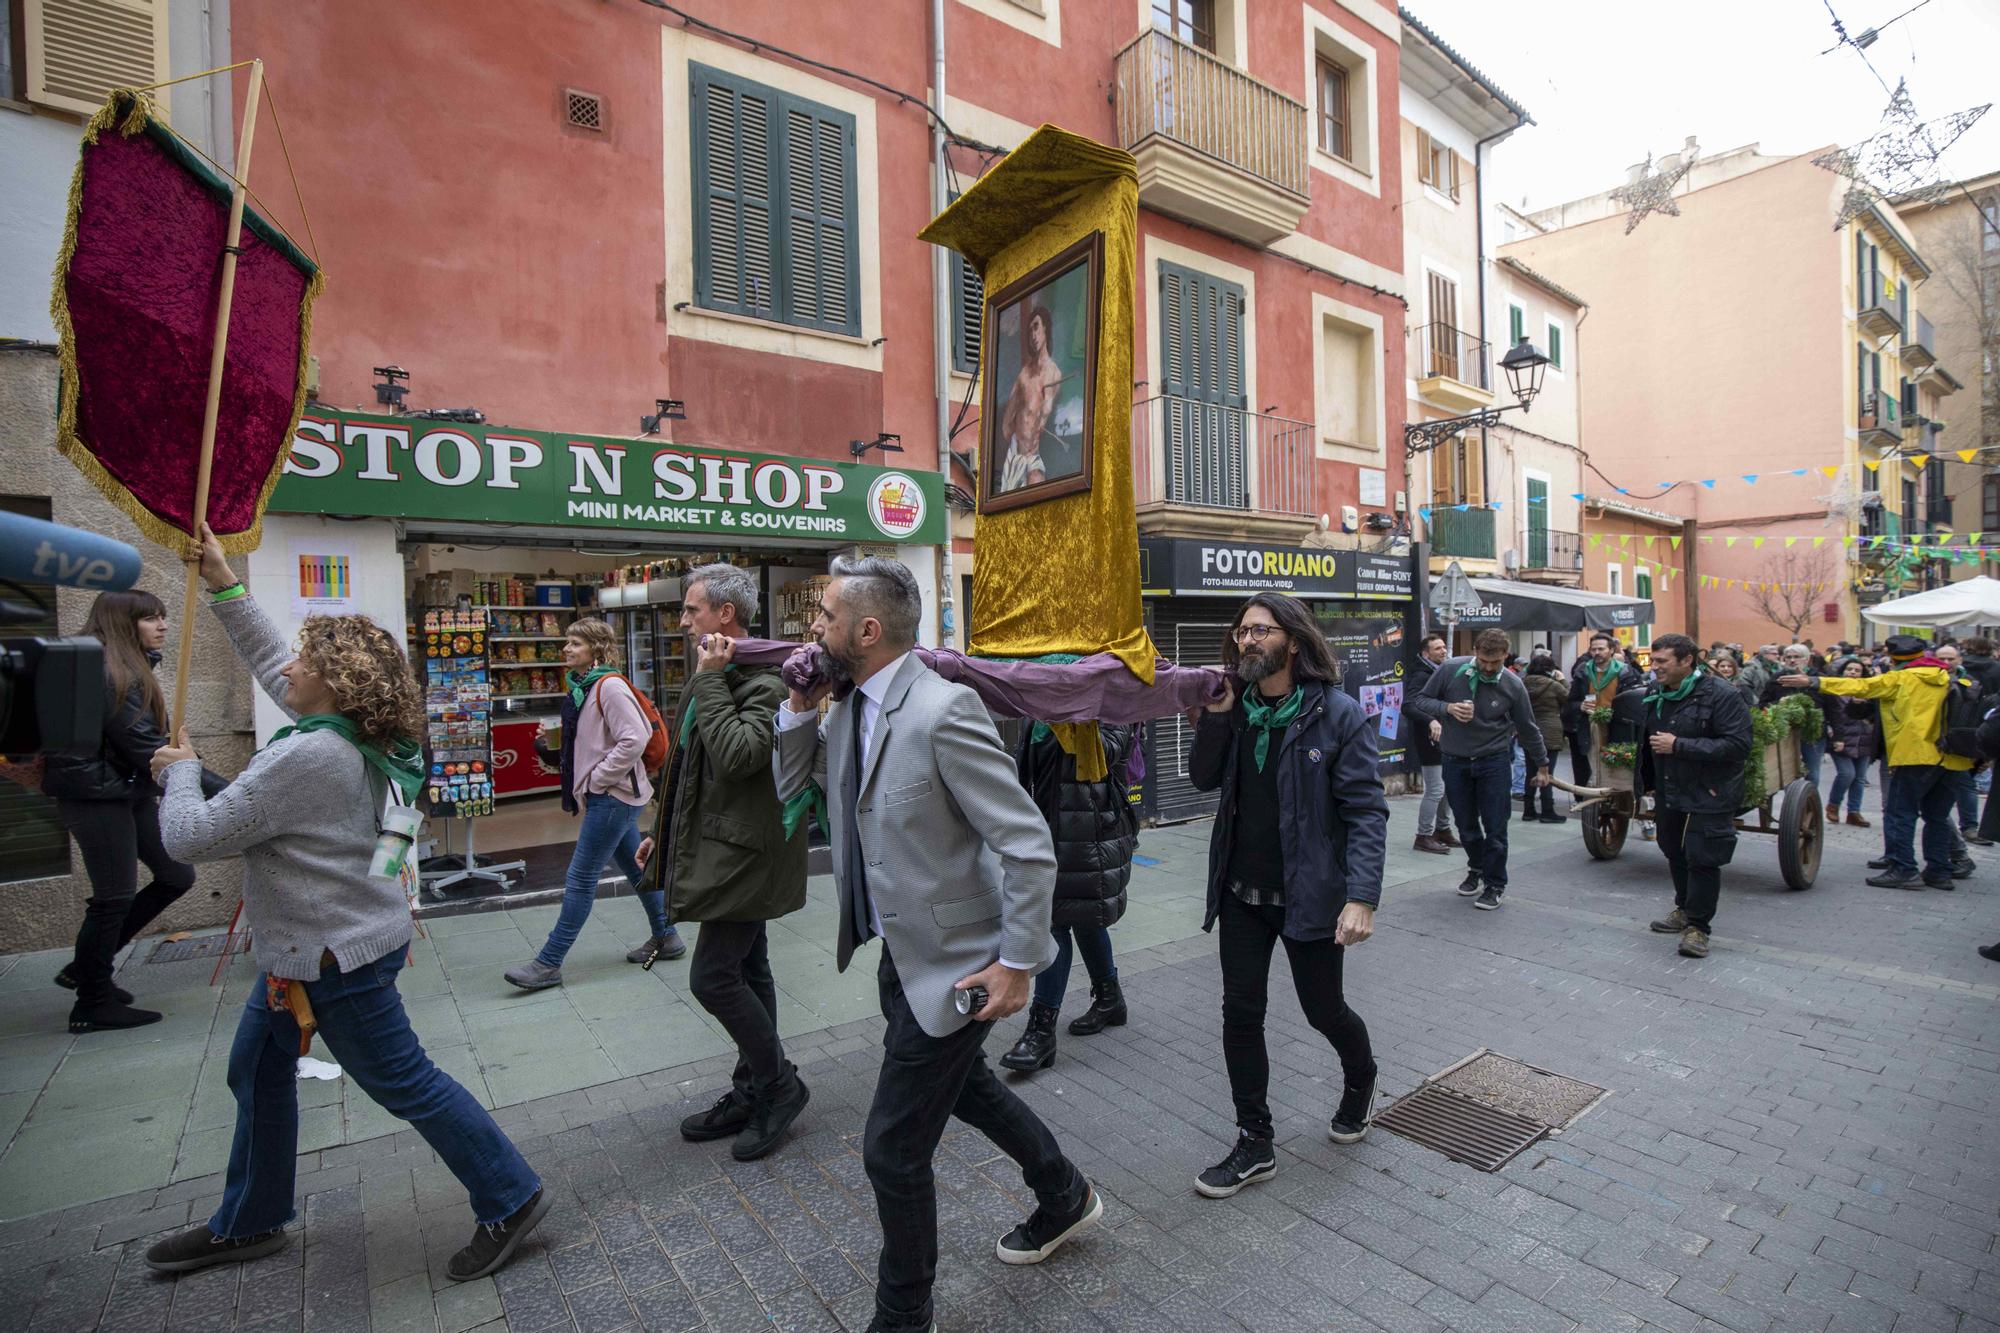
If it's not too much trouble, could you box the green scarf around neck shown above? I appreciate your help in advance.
[566,665,617,708]
[1455,660,1505,688]
[1242,684,1304,772]
[1649,668,1703,714]
[268,713,424,804]
[1583,657,1623,692]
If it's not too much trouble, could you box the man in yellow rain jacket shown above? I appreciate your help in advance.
[1780,634,1975,890]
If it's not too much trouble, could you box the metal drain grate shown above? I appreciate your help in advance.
[1436,1052,1607,1128]
[146,934,246,964]
[1374,1084,1552,1172]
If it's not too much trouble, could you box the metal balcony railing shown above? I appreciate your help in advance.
[1903,311,1937,369]
[1522,527,1583,572]
[1112,28,1309,202]
[1429,505,1496,559]
[1415,321,1490,391]
[1131,394,1317,517]
[1859,389,1902,447]
[1858,272,1905,336]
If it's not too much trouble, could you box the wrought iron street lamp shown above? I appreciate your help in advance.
[1405,338,1552,457]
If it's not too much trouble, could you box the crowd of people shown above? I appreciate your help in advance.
[34,529,1999,1325]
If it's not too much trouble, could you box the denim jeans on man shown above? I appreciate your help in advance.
[864,950,1084,1330]
[1417,764,1448,836]
[1032,924,1116,1011]
[1882,765,1958,880]
[210,949,539,1238]
[1951,768,1980,830]
[1828,753,1870,814]
[1798,740,1824,787]
[537,792,667,968]
[1443,750,1515,888]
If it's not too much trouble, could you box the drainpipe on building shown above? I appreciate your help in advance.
[1472,124,1512,520]
[929,0,960,649]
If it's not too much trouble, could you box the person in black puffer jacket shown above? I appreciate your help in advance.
[1823,656,1877,828]
[999,722,1137,1074]
[41,590,224,1032]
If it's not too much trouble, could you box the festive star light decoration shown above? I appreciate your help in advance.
[1812,80,1990,228]
[1608,143,1697,234]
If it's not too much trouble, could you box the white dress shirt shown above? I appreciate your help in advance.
[774,653,1028,970]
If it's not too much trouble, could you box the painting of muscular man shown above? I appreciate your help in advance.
[979,233,1101,514]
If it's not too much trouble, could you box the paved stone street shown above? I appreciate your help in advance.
[1,795,1996,1332]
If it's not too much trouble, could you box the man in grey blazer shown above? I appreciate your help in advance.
[774,555,1100,1333]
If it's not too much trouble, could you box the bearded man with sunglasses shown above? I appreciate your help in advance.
[1186,594,1388,1200]
[1409,628,1550,910]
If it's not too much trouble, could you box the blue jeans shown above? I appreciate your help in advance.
[211,948,538,1237]
[1443,751,1515,888]
[1952,768,1980,829]
[1032,924,1117,1011]
[1798,740,1824,786]
[1828,753,1869,813]
[538,793,668,968]
[1882,765,1957,880]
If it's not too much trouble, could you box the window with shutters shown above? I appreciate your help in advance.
[0,496,70,885]
[1984,477,2000,532]
[947,192,983,376]
[1158,260,1248,509]
[1634,570,1653,648]
[690,64,860,337]
[1416,128,1459,202]
[1316,57,1349,162]
[1507,303,1525,349]
[22,0,168,118]
[1545,319,1563,370]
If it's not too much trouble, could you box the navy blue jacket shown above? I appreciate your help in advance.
[1189,678,1388,940]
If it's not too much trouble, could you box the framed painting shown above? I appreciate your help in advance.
[979,232,1102,514]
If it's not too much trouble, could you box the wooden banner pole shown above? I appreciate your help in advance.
[172,57,264,734]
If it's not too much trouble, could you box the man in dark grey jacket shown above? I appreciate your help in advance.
[1186,593,1387,1200]
[1409,628,1549,910]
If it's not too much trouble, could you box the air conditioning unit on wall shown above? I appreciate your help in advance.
[1503,548,1520,573]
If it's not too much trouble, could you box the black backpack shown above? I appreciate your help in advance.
[1938,672,1986,759]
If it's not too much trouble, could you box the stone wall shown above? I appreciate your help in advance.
[0,348,252,953]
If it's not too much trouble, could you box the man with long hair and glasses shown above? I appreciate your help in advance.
[1186,593,1387,1199]
[1410,627,1549,910]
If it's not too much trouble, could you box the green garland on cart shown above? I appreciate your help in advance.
[1740,694,1825,811]
[1601,741,1638,769]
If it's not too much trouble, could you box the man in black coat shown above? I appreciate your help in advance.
[1568,633,1645,788]
[1187,593,1387,1199]
[1408,632,1457,854]
[999,723,1137,1073]
[1640,634,1753,959]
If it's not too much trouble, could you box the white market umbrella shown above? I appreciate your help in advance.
[1860,575,2000,629]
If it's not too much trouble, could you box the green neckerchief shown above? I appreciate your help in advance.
[1455,660,1505,688]
[1649,668,1703,714]
[268,713,424,804]
[566,665,617,708]
[1583,658,1622,693]
[1242,684,1304,773]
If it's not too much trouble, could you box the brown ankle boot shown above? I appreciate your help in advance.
[1845,811,1870,828]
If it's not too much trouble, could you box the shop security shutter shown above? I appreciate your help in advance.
[1146,601,1230,823]
[24,0,168,119]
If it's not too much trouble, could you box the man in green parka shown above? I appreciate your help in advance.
[636,563,809,1161]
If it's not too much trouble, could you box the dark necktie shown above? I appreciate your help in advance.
[844,696,874,945]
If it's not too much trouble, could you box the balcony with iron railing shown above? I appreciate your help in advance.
[1428,505,1496,560]
[1130,394,1317,538]
[1113,28,1310,246]
[1858,389,1901,449]
[1857,272,1906,339]
[1902,310,1937,375]
[1414,321,1494,413]
[1519,527,1583,580]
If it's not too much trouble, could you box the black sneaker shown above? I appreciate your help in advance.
[54,966,133,1005]
[1195,1135,1276,1198]
[1867,857,1893,870]
[1455,872,1482,897]
[1474,886,1504,910]
[1866,869,1923,889]
[1950,857,1976,879]
[1962,830,1993,846]
[145,1225,287,1273]
[1924,878,1955,891]
[446,1187,552,1282]
[680,1089,753,1143]
[995,1183,1102,1265]
[1329,1075,1376,1144]
[732,1073,810,1162]
[1979,944,2000,962]
[69,999,162,1033]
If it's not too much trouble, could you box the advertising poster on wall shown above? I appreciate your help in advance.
[1317,614,1412,774]
[289,537,360,620]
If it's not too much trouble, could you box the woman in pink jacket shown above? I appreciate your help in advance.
[505,619,681,988]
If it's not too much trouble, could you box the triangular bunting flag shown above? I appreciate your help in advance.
[1725,537,1739,547]
[1939,532,1954,544]
[1699,479,1717,488]
[1615,487,1631,495]
[1910,455,1929,469]
[1570,492,1586,502]
[1785,536,1798,547]
[1959,450,1979,463]
[1670,536,1682,549]
[1742,474,1759,484]
[1455,504,1470,512]
[1588,534,1602,547]
[1643,535,1657,548]
[1864,460,1881,472]
[1813,536,1826,548]
[1790,468,1808,477]
[1618,534,1631,545]
[1751,537,1767,549]
[1419,506,1432,520]
[1973,532,1985,544]
[1820,465,1841,478]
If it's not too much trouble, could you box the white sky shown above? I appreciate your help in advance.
[1402,0,2000,212]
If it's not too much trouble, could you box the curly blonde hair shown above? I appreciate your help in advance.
[296,615,425,747]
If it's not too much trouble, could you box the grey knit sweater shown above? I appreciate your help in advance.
[159,595,412,981]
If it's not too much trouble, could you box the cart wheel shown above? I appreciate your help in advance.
[1581,801,1629,860]
[1778,777,1823,890]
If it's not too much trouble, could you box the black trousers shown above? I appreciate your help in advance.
[686,919,785,1102]
[59,796,196,1005]
[862,949,1081,1331]
[1567,730,1594,789]
[1217,890,1375,1140]
[1655,807,1724,931]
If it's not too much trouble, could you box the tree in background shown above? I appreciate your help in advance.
[1746,546,1836,640]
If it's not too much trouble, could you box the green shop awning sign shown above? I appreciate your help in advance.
[270,410,944,545]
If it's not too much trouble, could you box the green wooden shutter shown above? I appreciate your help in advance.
[1508,305,1523,347]
[948,191,983,374]
[1159,260,1246,508]
[1525,476,1549,567]
[780,96,859,335]
[1546,322,1562,369]
[691,64,776,319]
